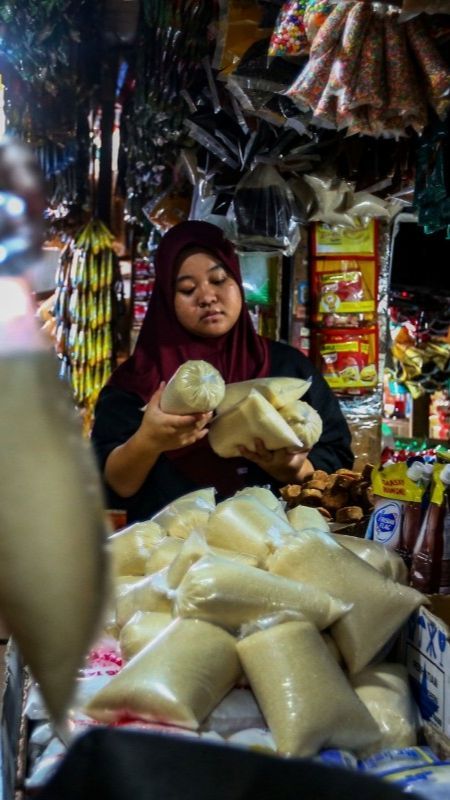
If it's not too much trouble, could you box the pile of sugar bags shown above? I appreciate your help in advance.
[86,486,423,759]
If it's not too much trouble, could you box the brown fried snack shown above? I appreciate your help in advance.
[335,506,364,524]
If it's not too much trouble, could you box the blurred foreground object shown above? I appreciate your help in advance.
[0,139,109,727]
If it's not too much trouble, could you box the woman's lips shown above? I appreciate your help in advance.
[201,311,223,321]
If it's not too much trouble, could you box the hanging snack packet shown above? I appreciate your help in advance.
[268,0,310,59]
[233,163,300,255]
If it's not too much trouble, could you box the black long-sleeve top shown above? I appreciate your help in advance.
[92,340,354,522]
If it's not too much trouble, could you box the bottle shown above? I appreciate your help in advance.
[400,462,433,571]
[368,462,425,554]
[410,467,445,595]
[438,465,450,594]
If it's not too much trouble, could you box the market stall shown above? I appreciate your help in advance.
[1,0,450,797]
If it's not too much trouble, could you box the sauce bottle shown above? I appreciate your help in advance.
[438,465,450,595]
[410,466,445,595]
[400,462,433,571]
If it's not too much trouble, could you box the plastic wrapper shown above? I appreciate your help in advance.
[236,620,381,757]
[350,15,385,111]
[104,576,142,634]
[209,389,304,458]
[108,521,165,577]
[119,611,173,661]
[333,534,408,584]
[350,663,419,755]
[268,0,309,59]
[266,530,423,674]
[384,15,426,125]
[317,328,379,394]
[160,360,225,415]
[217,376,311,414]
[205,494,293,560]
[201,688,265,736]
[406,17,450,119]
[232,163,300,255]
[360,746,441,776]
[400,0,450,20]
[277,399,323,449]
[213,0,270,74]
[303,173,356,228]
[238,251,279,306]
[287,504,332,535]
[174,553,351,632]
[115,570,172,629]
[167,532,259,590]
[151,488,216,539]
[145,537,184,574]
[233,485,286,515]
[85,618,241,728]
[227,728,277,752]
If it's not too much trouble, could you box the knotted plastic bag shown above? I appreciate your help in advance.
[160,360,225,414]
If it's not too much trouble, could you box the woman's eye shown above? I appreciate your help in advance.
[178,287,195,296]
[212,277,227,286]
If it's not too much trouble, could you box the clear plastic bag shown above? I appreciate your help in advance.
[115,569,172,628]
[205,493,293,560]
[151,488,216,539]
[108,520,165,576]
[232,163,300,255]
[85,618,241,729]
[174,553,350,632]
[236,620,380,757]
[209,389,304,458]
[351,663,420,755]
[217,376,311,414]
[267,531,423,674]
[119,611,173,661]
[160,360,225,414]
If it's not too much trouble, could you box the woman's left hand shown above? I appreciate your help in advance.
[239,438,314,484]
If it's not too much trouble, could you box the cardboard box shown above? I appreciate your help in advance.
[406,596,450,739]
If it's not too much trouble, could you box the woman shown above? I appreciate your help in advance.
[92,221,353,522]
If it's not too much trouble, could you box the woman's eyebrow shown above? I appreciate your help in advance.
[175,263,225,283]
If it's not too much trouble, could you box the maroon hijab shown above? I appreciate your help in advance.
[108,221,271,493]
[110,220,270,400]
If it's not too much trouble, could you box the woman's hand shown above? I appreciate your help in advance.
[239,438,314,484]
[139,383,212,454]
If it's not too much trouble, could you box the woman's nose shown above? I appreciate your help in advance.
[198,285,217,306]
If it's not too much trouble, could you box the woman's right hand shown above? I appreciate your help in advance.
[138,383,212,454]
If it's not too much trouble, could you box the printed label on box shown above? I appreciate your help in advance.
[406,605,450,737]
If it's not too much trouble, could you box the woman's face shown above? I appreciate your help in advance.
[174,250,243,338]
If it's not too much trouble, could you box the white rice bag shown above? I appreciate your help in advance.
[160,360,225,414]
[350,663,419,754]
[278,400,323,450]
[86,618,241,729]
[108,520,165,576]
[151,488,216,539]
[174,554,350,632]
[334,534,408,584]
[267,532,423,674]
[116,569,172,628]
[206,494,294,562]
[237,621,381,757]
[217,377,311,414]
[209,390,303,458]
[119,610,173,660]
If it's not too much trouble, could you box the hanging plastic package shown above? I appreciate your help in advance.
[232,163,300,255]
[268,0,310,60]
